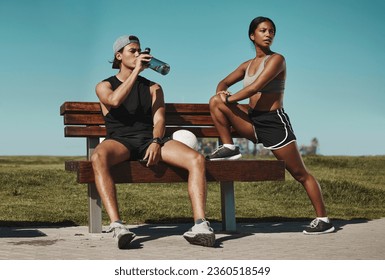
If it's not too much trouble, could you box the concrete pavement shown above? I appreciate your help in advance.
[0,218,384,260]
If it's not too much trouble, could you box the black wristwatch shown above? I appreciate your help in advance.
[225,95,232,104]
[151,137,163,145]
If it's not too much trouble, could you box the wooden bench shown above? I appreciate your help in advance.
[60,101,285,233]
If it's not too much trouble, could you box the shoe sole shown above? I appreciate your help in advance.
[207,154,242,161]
[118,232,136,249]
[183,233,215,247]
[303,226,335,235]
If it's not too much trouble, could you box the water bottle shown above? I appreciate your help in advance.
[140,48,170,75]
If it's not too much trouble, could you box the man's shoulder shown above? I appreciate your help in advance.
[102,75,116,83]
[137,75,157,87]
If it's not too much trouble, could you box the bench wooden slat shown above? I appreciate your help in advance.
[60,102,219,115]
[164,127,242,138]
[165,103,211,113]
[66,160,285,184]
[64,114,215,126]
[64,126,106,137]
[61,102,246,137]
[64,126,241,138]
[61,102,247,117]
[64,114,105,125]
[60,102,101,115]
[165,115,214,125]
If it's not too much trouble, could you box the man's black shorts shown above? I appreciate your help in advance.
[105,133,170,160]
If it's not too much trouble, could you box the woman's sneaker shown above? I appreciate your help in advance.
[183,220,216,247]
[107,221,136,249]
[206,145,242,161]
[303,218,335,235]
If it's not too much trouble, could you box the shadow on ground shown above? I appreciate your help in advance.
[0,220,77,238]
[0,218,369,247]
[108,217,370,250]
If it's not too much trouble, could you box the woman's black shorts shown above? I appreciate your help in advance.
[248,108,297,150]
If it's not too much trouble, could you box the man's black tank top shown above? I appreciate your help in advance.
[102,75,154,138]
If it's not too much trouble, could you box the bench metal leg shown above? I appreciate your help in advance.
[88,183,102,233]
[87,137,102,233]
[220,181,236,232]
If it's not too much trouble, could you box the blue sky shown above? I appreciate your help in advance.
[0,0,384,156]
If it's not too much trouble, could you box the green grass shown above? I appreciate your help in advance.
[0,155,384,226]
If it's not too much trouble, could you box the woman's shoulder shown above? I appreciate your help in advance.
[242,58,254,66]
[266,53,286,68]
[237,59,253,71]
[269,52,285,61]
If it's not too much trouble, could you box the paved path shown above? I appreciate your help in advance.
[1,218,384,260]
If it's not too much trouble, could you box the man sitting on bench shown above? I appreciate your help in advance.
[92,34,215,249]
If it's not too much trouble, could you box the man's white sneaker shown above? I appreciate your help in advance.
[107,222,136,249]
[183,220,215,247]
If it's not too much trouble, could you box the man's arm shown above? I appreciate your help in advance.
[95,52,150,113]
[143,83,165,166]
[95,71,140,110]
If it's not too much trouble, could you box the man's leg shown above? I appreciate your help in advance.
[160,139,215,246]
[160,140,206,219]
[91,140,130,222]
[91,140,136,248]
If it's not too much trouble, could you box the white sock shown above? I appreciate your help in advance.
[317,217,330,223]
[223,144,236,150]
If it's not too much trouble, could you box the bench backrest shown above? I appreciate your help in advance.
[60,102,244,138]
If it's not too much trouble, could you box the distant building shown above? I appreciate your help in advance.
[300,137,319,155]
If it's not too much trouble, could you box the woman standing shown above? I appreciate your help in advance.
[207,17,334,234]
